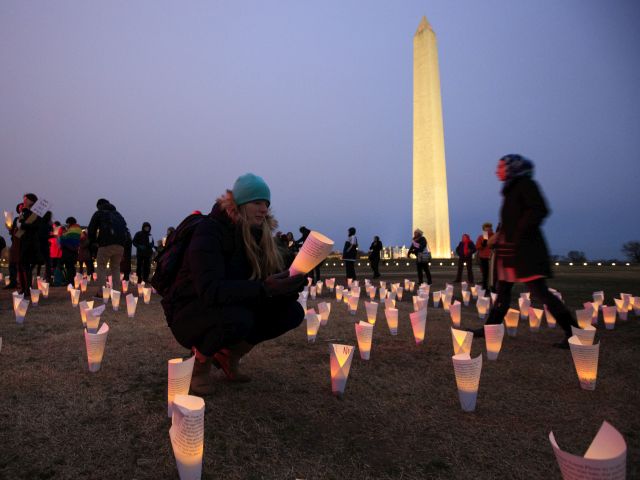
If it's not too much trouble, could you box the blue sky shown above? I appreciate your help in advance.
[1,0,639,259]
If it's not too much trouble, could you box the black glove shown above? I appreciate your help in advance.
[263,271,306,297]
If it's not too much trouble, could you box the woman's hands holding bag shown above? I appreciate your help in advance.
[263,271,306,297]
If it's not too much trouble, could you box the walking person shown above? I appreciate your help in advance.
[133,222,155,283]
[475,222,494,291]
[453,233,476,283]
[472,154,578,348]
[87,198,128,295]
[368,236,383,278]
[408,229,432,285]
[59,217,82,285]
[342,227,358,281]
[160,173,306,393]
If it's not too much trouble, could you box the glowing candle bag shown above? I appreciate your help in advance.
[529,308,543,332]
[80,278,88,293]
[385,307,399,335]
[576,309,593,329]
[289,231,334,276]
[85,305,106,334]
[504,308,520,337]
[110,290,121,311]
[317,302,331,326]
[364,301,378,325]
[167,356,196,417]
[170,394,205,480]
[329,344,355,397]
[70,288,81,307]
[571,325,596,346]
[451,327,473,355]
[592,291,605,309]
[410,308,427,345]
[335,286,344,302]
[121,279,128,293]
[583,302,598,325]
[452,353,482,412]
[550,421,626,480]
[14,298,29,324]
[568,336,600,391]
[84,323,110,372]
[601,306,616,330]
[79,300,95,327]
[449,301,462,328]
[484,324,504,361]
[316,281,323,296]
[355,322,374,360]
[102,286,111,304]
[462,290,471,306]
[442,294,453,312]
[143,287,152,304]
[613,299,628,321]
[518,297,530,319]
[432,291,442,308]
[347,294,359,315]
[306,312,321,343]
[30,288,41,306]
[137,282,145,296]
[470,285,478,299]
[476,297,490,320]
[41,281,49,298]
[126,294,138,318]
[544,305,557,328]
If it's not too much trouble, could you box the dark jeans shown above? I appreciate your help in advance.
[370,257,380,278]
[417,261,432,285]
[485,279,578,337]
[8,262,17,286]
[62,252,78,285]
[479,258,490,290]
[345,261,356,280]
[454,257,474,283]
[170,297,304,356]
[17,262,34,293]
[137,255,151,283]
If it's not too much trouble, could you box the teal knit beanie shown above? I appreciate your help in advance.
[232,173,271,206]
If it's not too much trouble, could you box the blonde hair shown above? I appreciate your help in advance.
[218,191,283,280]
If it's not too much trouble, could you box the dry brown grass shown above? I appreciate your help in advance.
[0,265,638,479]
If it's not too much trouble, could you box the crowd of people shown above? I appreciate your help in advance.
[1,154,579,395]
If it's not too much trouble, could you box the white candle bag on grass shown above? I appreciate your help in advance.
[452,353,482,412]
[121,280,128,293]
[143,287,152,304]
[289,231,334,276]
[613,298,628,321]
[544,305,557,328]
[620,293,632,311]
[347,295,359,316]
[484,324,504,361]
[80,278,88,293]
[529,307,544,332]
[592,291,604,309]
[442,294,453,312]
[569,336,600,391]
[84,323,109,372]
[79,300,95,327]
[364,301,378,325]
[462,290,471,306]
[445,284,454,296]
[367,286,376,301]
[518,297,530,319]
[110,290,121,311]
[137,282,145,296]
[476,297,490,320]
[571,325,596,346]
[14,298,29,324]
[355,322,374,360]
[102,286,111,304]
[317,302,331,326]
[451,327,473,355]
[30,288,41,306]
[550,421,626,480]
[396,287,404,302]
[583,302,598,325]
[432,291,442,308]
[576,308,593,329]
[167,356,195,418]
[449,301,462,328]
[385,307,399,335]
[602,306,617,330]
[379,287,387,303]
[335,286,343,302]
[329,344,355,398]
[170,394,205,480]
[41,281,49,297]
[12,292,23,311]
[70,288,81,307]
[379,280,386,289]
[74,275,81,290]
[409,308,427,345]
[126,294,138,318]
[470,285,478,299]
[306,312,321,343]
[316,281,323,296]
[504,308,520,337]
[85,305,106,334]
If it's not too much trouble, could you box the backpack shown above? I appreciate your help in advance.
[150,213,208,297]
[99,210,128,246]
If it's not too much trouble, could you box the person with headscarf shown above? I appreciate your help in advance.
[472,154,578,349]
[454,233,476,283]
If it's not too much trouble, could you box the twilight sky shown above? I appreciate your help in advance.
[1,0,639,259]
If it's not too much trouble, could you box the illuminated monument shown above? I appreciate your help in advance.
[412,16,451,258]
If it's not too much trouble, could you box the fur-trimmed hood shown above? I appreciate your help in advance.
[211,190,279,230]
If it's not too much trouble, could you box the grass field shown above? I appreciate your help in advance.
[0,265,638,479]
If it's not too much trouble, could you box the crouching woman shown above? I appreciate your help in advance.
[162,174,306,394]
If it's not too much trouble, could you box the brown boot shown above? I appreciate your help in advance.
[212,342,253,382]
[189,357,216,395]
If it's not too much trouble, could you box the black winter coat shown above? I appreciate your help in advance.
[17,210,43,264]
[87,203,128,247]
[161,204,265,326]
[499,176,552,278]
[133,230,154,258]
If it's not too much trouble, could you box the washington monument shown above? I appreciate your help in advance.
[413,16,451,258]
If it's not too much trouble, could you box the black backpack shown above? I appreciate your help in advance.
[99,210,128,246]
[150,213,208,297]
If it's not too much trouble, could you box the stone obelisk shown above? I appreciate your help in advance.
[412,16,451,258]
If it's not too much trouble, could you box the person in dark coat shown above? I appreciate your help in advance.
[161,173,306,394]
[473,154,578,348]
[475,222,494,291]
[454,233,476,283]
[368,236,383,278]
[59,217,82,285]
[2,204,21,290]
[342,227,358,280]
[15,193,43,294]
[408,229,432,285]
[133,222,155,282]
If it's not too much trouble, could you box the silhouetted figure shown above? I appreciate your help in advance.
[368,236,382,278]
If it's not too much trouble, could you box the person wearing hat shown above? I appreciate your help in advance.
[475,222,495,290]
[408,228,432,285]
[162,173,306,393]
[471,155,578,349]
